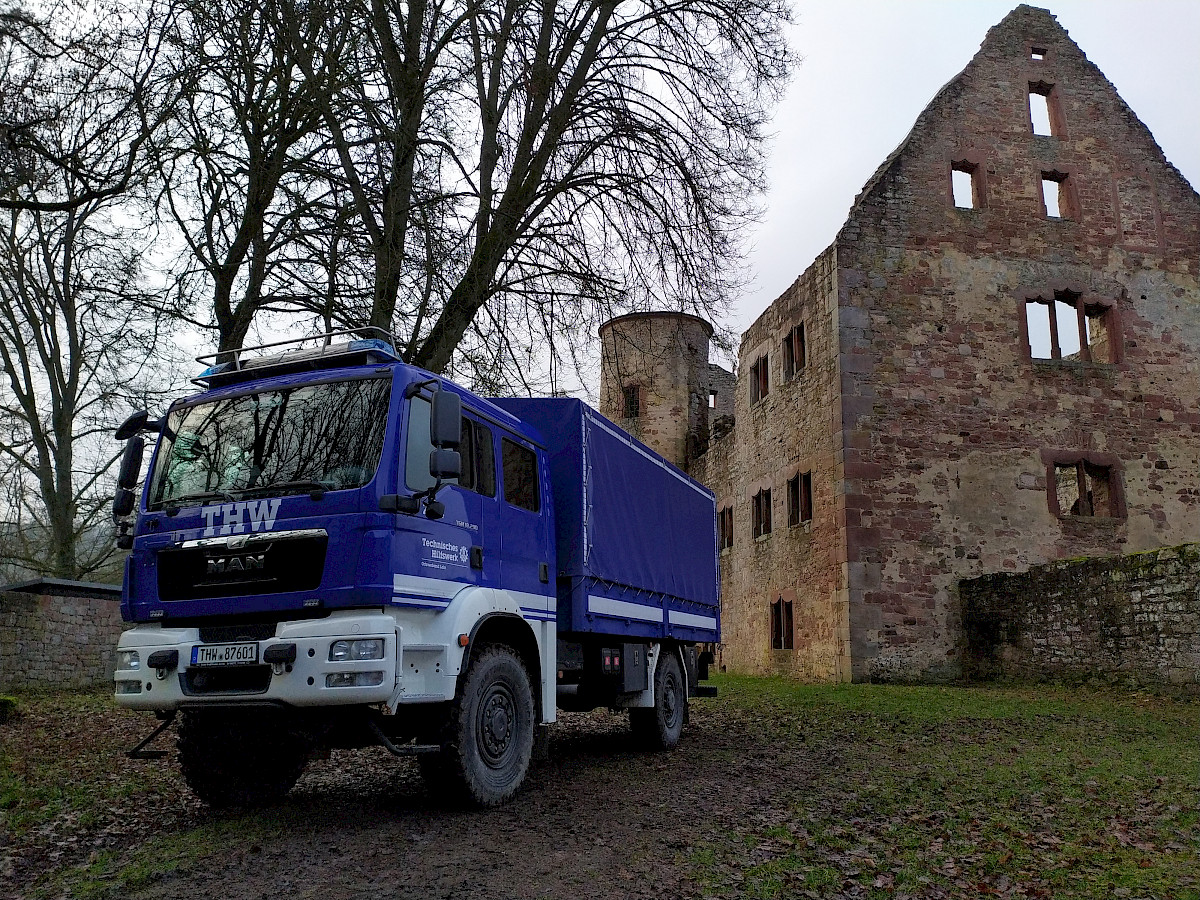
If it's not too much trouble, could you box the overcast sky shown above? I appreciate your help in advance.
[731,0,1200,344]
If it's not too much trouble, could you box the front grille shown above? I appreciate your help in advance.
[198,622,277,643]
[157,531,328,601]
[182,665,272,695]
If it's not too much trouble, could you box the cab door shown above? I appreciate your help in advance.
[497,436,553,608]
[391,396,483,607]
[462,415,501,588]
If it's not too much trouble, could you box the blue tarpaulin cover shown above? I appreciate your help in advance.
[492,397,719,641]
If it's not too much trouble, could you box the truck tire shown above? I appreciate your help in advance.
[630,647,685,750]
[177,709,310,807]
[432,645,535,807]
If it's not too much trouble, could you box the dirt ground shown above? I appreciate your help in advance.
[6,682,1196,900]
[5,697,818,900]
[133,706,812,900]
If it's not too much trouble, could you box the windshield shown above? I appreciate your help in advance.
[147,376,391,509]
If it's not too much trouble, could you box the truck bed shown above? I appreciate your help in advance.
[491,397,719,643]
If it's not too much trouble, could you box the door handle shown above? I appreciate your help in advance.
[470,546,484,570]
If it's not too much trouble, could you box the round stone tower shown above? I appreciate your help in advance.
[598,312,713,468]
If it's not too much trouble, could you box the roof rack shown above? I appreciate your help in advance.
[194,327,402,388]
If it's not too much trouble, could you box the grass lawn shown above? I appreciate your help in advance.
[1,678,1196,899]
[688,675,1199,899]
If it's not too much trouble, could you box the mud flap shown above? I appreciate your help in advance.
[532,723,550,762]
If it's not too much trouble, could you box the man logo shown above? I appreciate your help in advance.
[206,555,266,575]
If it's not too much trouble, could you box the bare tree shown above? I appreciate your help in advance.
[0,8,171,579]
[11,0,786,398]
[139,0,353,352]
[286,0,788,385]
[0,1,163,213]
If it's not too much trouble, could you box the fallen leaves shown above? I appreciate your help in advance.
[3,681,1198,900]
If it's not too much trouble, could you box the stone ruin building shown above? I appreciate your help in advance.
[598,5,1200,681]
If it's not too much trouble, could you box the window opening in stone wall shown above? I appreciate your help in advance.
[782,323,806,379]
[770,597,793,650]
[951,164,977,209]
[622,384,640,418]
[718,505,733,551]
[708,389,717,409]
[1029,85,1054,136]
[1025,291,1114,362]
[1024,294,1081,358]
[1041,172,1070,219]
[749,355,769,404]
[787,472,813,527]
[1025,300,1052,358]
[1041,177,1061,217]
[752,488,772,538]
[1031,46,1046,60]
[1054,461,1113,517]
[1084,305,1115,363]
[1053,295,1082,357]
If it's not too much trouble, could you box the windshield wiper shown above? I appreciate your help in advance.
[162,490,237,514]
[238,479,330,499]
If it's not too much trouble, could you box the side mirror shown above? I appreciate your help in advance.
[117,436,145,490]
[115,409,164,441]
[113,488,135,519]
[429,448,461,480]
[429,389,461,449]
[115,410,149,440]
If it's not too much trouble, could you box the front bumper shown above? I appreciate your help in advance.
[113,612,402,711]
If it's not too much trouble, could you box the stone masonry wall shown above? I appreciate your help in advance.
[707,363,737,440]
[961,543,1200,688]
[834,5,1200,680]
[0,589,123,690]
[692,246,849,679]
[599,313,713,465]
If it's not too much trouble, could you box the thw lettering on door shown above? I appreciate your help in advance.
[200,499,281,537]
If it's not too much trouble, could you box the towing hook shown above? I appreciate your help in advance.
[147,649,178,681]
[264,642,298,676]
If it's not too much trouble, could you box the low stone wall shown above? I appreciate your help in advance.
[0,585,123,691]
[961,544,1200,688]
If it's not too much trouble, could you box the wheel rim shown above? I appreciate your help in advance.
[662,670,681,731]
[477,681,517,768]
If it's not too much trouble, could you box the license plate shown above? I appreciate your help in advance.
[191,642,259,667]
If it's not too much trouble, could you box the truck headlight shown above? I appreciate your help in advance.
[117,650,140,670]
[328,639,384,662]
[353,639,384,660]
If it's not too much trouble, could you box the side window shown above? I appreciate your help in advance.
[444,415,496,497]
[458,417,476,492]
[501,438,539,512]
[409,401,499,497]
[473,421,496,497]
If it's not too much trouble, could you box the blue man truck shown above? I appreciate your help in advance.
[111,329,718,807]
